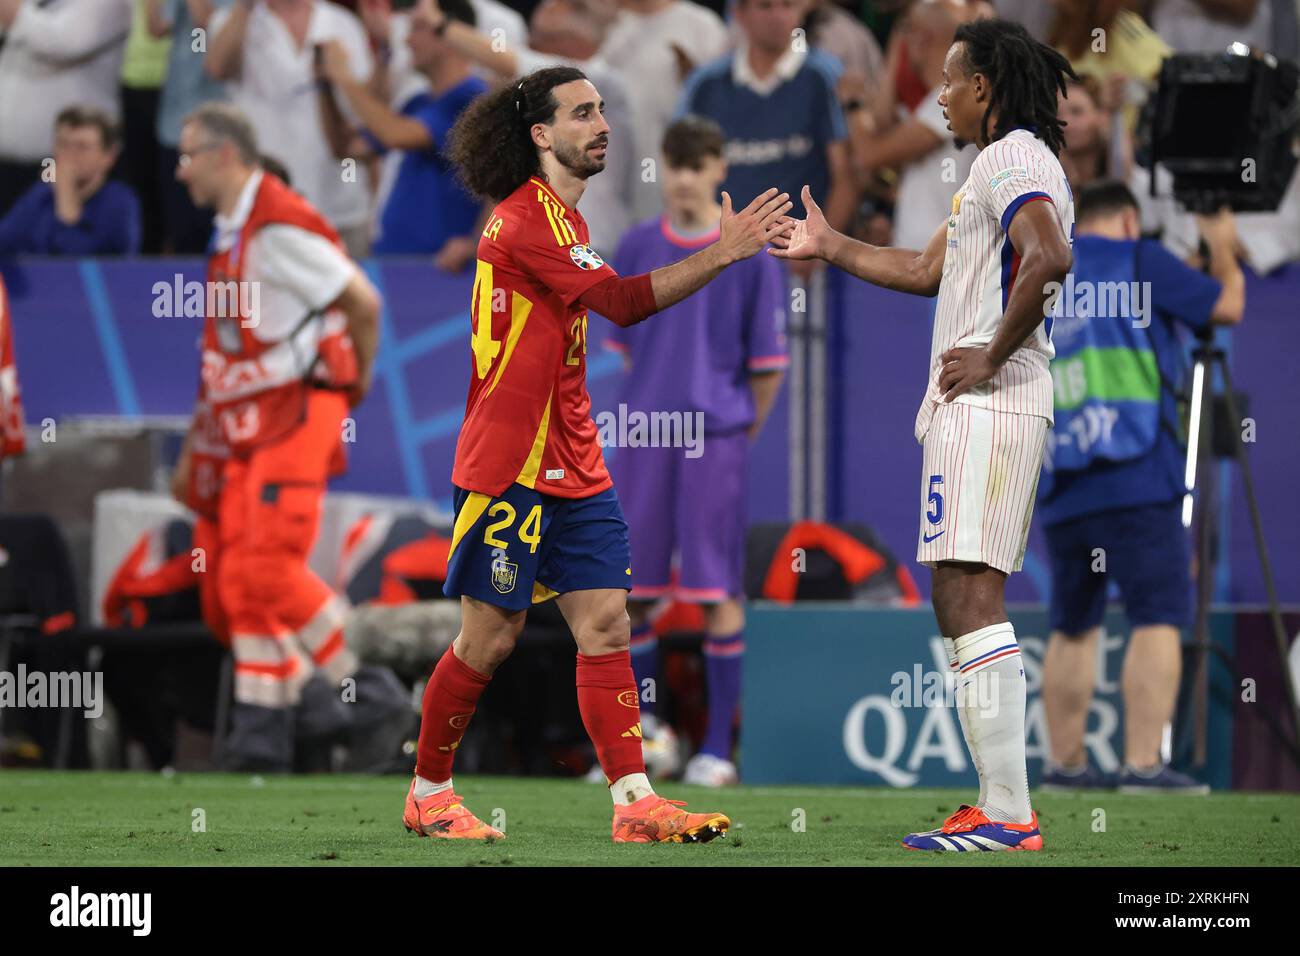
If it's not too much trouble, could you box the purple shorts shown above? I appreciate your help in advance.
[612,429,748,602]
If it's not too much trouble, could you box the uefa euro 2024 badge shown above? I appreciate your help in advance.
[569,244,604,270]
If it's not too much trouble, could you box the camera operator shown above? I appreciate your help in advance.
[1037,180,1244,794]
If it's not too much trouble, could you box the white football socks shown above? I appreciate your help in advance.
[945,636,987,809]
[610,772,654,806]
[953,622,1033,825]
[413,776,454,799]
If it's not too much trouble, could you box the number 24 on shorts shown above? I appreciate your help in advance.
[483,501,543,553]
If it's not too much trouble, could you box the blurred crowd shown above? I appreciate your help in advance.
[0,0,1298,272]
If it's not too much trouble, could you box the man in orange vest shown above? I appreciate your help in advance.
[172,102,405,771]
[0,274,25,471]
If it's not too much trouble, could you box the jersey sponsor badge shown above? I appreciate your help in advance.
[545,468,565,480]
[988,166,1029,192]
[569,244,604,270]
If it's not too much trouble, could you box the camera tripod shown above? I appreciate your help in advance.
[1182,332,1300,772]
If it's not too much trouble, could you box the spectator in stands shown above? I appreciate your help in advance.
[148,0,234,254]
[316,0,487,263]
[1232,169,1300,274]
[1147,0,1281,55]
[0,107,142,256]
[206,0,375,257]
[422,0,640,254]
[600,0,733,223]
[1050,0,1169,137]
[118,0,173,254]
[801,0,886,116]
[677,0,856,277]
[1059,75,1130,192]
[1039,181,1244,794]
[0,0,133,215]
[992,0,1053,42]
[346,0,524,259]
[359,0,526,101]
[850,0,977,250]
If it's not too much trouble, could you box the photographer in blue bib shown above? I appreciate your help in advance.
[1038,180,1244,794]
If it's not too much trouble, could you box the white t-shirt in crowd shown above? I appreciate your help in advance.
[1234,166,1300,274]
[211,1,374,231]
[1133,162,1300,275]
[600,1,732,222]
[386,0,527,104]
[0,0,132,163]
[1151,0,1273,53]
[893,87,977,252]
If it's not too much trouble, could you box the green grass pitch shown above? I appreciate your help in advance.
[0,771,1295,866]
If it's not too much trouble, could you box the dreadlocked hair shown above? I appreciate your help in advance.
[952,18,1078,156]
[445,66,589,202]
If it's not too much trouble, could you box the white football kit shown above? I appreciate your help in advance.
[915,129,1074,573]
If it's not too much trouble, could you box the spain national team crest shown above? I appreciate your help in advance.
[491,559,518,595]
[569,244,604,270]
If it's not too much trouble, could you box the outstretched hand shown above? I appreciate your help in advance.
[718,188,795,264]
[768,185,835,262]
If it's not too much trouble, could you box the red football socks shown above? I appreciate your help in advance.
[576,650,646,783]
[415,646,491,782]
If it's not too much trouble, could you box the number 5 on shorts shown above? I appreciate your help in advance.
[927,475,944,525]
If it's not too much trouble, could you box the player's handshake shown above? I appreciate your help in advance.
[716,188,795,264]
[767,185,838,264]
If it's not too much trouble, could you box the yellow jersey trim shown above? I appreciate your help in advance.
[448,492,493,561]
[515,390,553,489]
[484,290,533,399]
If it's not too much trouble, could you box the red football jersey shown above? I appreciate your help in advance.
[451,176,619,498]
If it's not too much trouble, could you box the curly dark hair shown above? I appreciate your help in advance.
[952,18,1078,156]
[446,66,589,202]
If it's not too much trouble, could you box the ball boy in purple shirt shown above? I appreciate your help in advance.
[604,116,788,786]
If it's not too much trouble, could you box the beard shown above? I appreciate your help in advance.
[553,135,607,179]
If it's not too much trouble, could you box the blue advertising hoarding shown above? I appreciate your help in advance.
[742,605,1237,789]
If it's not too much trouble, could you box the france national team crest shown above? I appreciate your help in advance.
[569,244,604,270]
[491,554,518,594]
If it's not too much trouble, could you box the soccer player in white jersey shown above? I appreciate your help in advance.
[771,18,1076,851]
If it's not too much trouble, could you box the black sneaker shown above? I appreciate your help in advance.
[1040,762,1115,791]
[1118,764,1210,794]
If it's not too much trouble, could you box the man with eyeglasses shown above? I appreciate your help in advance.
[171,102,408,771]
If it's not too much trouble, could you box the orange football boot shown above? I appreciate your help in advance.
[403,781,504,840]
[612,794,730,844]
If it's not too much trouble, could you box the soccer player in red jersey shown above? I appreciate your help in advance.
[403,66,793,843]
